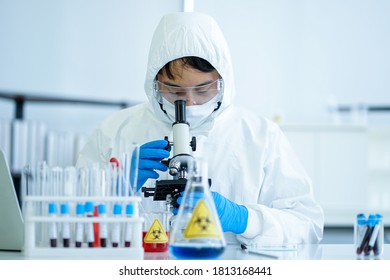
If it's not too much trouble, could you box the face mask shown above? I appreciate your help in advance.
[161,95,221,128]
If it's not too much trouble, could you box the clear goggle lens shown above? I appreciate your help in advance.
[154,78,223,105]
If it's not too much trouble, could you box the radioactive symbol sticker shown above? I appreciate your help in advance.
[183,199,222,239]
[144,218,169,243]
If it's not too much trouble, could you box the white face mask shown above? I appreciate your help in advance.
[161,95,221,128]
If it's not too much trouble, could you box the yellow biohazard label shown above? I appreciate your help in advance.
[144,218,169,243]
[183,199,221,239]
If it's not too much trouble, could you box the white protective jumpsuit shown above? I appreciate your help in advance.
[77,12,324,246]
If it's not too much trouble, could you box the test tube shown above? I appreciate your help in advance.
[48,166,62,248]
[354,213,366,252]
[37,162,50,246]
[130,144,140,195]
[90,164,101,248]
[124,204,134,247]
[98,204,108,247]
[48,203,58,247]
[62,166,76,248]
[123,152,132,196]
[357,214,376,255]
[63,166,76,197]
[111,204,122,247]
[94,165,110,247]
[109,160,119,199]
[85,201,95,248]
[60,204,70,247]
[366,214,384,256]
[75,203,85,248]
[78,167,90,198]
[78,167,95,248]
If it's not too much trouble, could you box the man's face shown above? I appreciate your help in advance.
[156,60,221,106]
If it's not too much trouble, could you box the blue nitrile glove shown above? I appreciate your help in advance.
[132,140,170,191]
[172,191,203,215]
[173,190,248,234]
[211,191,248,234]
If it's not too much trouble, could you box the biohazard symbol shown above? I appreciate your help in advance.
[144,218,168,243]
[183,199,221,239]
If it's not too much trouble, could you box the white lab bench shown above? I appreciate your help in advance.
[1,244,390,260]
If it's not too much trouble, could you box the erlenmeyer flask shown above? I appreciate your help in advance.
[169,158,226,259]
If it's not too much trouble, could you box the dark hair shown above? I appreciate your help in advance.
[158,56,215,80]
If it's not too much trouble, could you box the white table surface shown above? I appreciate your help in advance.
[1,244,389,260]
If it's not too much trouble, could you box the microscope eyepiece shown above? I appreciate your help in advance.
[174,100,187,124]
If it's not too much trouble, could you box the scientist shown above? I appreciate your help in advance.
[77,12,324,245]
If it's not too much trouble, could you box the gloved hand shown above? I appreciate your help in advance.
[131,140,170,191]
[172,191,203,215]
[211,192,248,234]
[173,190,248,234]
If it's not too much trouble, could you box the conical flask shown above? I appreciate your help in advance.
[169,158,226,259]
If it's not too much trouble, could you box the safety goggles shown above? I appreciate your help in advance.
[154,78,224,105]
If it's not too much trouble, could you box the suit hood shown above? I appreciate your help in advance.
[144,12,235,125]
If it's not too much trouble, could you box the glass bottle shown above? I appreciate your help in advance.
[169,158,226,259]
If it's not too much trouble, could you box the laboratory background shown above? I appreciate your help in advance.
[0,0,389,244]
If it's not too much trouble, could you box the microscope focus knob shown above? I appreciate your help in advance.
[190,136,196,152]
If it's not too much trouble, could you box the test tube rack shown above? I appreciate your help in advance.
[23,196,144,259]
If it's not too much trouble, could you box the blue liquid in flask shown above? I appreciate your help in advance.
[170,244,225,259]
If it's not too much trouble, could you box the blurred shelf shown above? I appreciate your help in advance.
[0,91,134,120]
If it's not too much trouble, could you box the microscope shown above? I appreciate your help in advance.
[141,100,197,208]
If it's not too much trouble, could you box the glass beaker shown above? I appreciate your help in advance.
[169,158,226,259]
[141,196,171,252]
